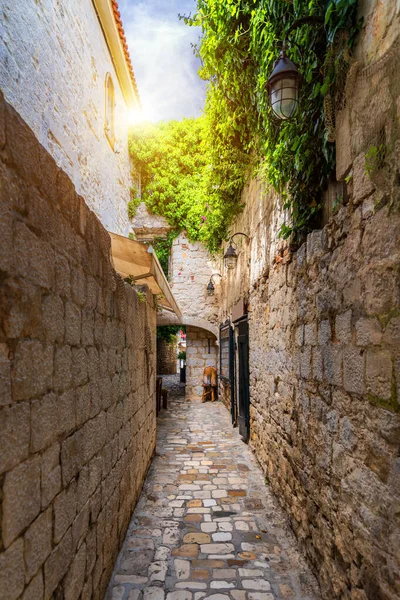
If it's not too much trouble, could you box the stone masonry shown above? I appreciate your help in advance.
[0,0,134,235]
[157,338,178,376]
[216,6,400,598]
[0,92,156,600]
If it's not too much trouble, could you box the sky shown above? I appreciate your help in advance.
[118,0,206,122]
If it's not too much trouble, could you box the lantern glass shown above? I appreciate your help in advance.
[225,254,237,270]
[207,282,215,296]
[270,76,299,120]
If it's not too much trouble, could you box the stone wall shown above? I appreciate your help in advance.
[216,7,400,598]
[170,232,220,330]
[157,338,177,375]
[0,0,133,235]
[0,93,156,600]
[186,327,218,400]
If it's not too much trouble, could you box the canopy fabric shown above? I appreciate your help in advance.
[109,232,182,319]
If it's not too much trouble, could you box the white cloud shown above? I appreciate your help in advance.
[118,0,206,122]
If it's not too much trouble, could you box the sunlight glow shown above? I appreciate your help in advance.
[127,105,157,125]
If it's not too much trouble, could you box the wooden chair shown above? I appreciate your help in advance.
[202,366,218,403]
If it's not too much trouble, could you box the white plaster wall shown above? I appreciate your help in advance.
[0,0,132,235]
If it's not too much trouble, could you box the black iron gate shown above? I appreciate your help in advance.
[219,320,235,424]
[236,317,250,442]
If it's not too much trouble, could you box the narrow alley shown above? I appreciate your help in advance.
[108,389,320,600]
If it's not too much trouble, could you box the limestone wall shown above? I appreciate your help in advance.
[186,327,218,400]
[0,93,156,600]
[170,232,220,328]
[0,0,133,235]
[157,338,178,375]
[216,6,400,597]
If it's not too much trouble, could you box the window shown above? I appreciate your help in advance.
[105,73,115,148]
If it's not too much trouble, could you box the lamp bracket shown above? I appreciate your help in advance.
[283,15,324,48]
[229,232,249,248]
[210,273,222,284]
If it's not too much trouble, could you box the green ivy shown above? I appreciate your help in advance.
[184,0,360,240]
[152,231,179,277]
[127,192,141,220]
[130,0,360,251]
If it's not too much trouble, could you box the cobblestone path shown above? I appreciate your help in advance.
[107,398,321,600]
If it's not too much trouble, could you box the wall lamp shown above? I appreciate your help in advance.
[267,15,323,120]
[206,273,222,296]
[224,232,249,270]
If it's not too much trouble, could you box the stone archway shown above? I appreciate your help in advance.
[157,313,218,400]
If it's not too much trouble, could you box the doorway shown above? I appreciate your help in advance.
[234,317,250,443]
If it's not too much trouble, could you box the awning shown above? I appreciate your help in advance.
[109,232,182,320]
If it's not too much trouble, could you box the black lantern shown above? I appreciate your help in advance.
[267,50,301,120]
[206,273,222,296]
[267,15,323,121]
[224,233,249,270]
[224,244,238,270]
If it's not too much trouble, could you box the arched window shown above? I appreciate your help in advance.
[104,73,115,148]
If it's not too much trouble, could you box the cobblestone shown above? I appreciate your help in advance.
[107,397,321,600]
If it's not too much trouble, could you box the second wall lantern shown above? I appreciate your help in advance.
[224,232,249,270]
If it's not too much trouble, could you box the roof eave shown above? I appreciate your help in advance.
[92,0,140,109]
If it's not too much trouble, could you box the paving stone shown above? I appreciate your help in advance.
[239,569,264,577]
[172,545,199,558]
[210,582,235,589]
[201,523,217,533]
[115,575,148,584]
[192,560,225,568]
[167,593,192,600]
[143,587,165,600]
[242,581,271,591]
[185,515,203,523]
[192,570,209,580]
[218,523,233,532]
[107,393,321,600]
[175,559,191,580]
[176,583,208,590]
[155,547,171,561]
[212,569,236,579]
[183,533,211,544]
[212,532,232,542]
[200,544,234,555]
[231,592,247,600]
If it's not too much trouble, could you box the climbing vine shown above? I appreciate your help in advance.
[152,231,179,278]
[184,0,361,240]
[129,0,360,251]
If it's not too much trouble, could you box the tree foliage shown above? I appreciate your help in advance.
[129,118,244,253]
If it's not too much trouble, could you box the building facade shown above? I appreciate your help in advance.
[0,0,139,234]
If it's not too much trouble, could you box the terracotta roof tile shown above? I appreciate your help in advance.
[110,0,140,104]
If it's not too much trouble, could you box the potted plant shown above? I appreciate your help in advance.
[177,350,186,383]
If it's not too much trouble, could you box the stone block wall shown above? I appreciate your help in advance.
[0,93,156,600]
[0,0,133,235]
[216,5,400,598]
[170,232,220,329]
[186,327,218,400]
[157,338,178,375]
